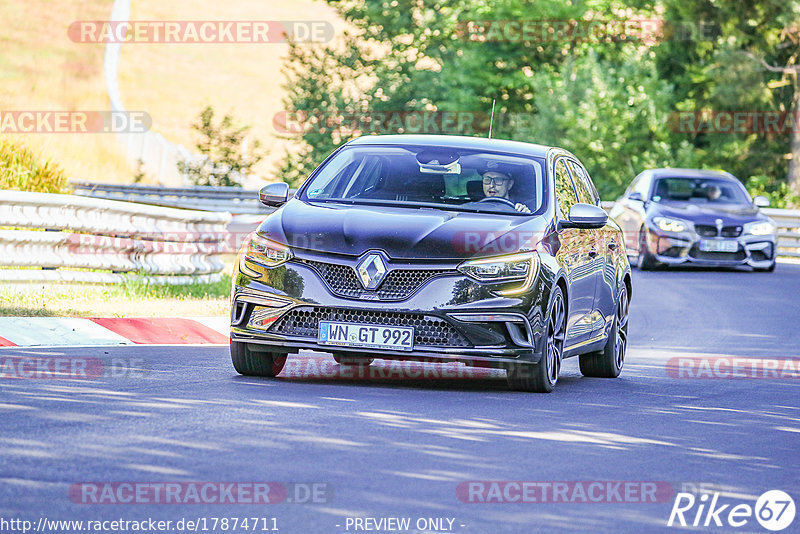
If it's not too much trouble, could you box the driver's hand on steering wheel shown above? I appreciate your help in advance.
[515,203,531,214]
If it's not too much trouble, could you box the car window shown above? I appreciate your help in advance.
[302,145,548,215]
[554,158,578,216]
[568,160,599,205]
[652,177,751,204]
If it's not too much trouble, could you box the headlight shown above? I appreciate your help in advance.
[458,252,540,296]
[242,233,293,268]
[652,216,689,233]
[744,220,776,236]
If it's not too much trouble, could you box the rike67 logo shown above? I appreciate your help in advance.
[668,490,795,531]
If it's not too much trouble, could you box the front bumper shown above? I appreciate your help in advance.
[230,253,550,367]
[643,227,776,268]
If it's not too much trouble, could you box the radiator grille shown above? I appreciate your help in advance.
[297,259,455,301]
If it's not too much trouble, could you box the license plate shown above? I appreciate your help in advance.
[699,239,738,253]
[318,321,414,351]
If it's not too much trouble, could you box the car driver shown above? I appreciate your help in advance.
[481,170,531,213]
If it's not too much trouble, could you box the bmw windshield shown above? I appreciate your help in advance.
[300,145,548,216]
[651,177,752,206]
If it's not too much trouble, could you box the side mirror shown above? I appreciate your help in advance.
[561,203,608,230]
[754,195,770,208]
[628,192,643,202]
[259,182,290,207]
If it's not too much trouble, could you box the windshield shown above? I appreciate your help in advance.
[300,145,548,215]
[651,177,751,205]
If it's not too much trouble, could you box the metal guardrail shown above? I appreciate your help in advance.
[602,201,800,260]
[6,191,792,284]
[763,207,800,259]
[0,191,232,284]
[70,181,274,214]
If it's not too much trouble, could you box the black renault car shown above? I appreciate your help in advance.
[610,168,777,271]
[230,135,631,392]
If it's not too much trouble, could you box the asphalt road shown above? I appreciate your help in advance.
[2,264,799,534]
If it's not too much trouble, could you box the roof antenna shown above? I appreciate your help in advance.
[488,99,496,139]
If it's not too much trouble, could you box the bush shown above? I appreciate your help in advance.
[0,138,70,193]
[747,175,800,209]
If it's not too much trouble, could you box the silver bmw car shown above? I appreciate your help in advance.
[610,168,778,271]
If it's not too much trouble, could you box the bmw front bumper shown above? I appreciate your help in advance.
[643,227,776,268]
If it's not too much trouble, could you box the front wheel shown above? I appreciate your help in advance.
[638,228,661,271]
[579,284,629,378]
[506,285,566,393]
[230,340,287,377]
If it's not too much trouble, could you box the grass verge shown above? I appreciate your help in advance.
[0,275,231,317]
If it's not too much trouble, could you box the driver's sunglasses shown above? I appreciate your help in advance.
[483,176,510,186]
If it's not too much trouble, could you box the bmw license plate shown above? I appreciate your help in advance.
[318,321,414,351]
[699,240,739,253]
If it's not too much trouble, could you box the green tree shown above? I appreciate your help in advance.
[280,0,798,201]
[517,48,696,199]
[179,105,263,187]
[654,0,800,200]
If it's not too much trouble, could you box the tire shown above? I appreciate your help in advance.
[638,227,660,271]
[754,261,776,273]
[333,354,374,366]
[230,340,287,377]
[506,285,566,393]
[579,284,629,378]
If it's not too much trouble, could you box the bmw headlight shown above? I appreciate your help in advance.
[744,220,776,236]
[242,233,293,268]
[458,252,540,296]
[652,216,689,233]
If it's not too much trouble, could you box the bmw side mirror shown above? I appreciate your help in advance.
[754,195,770,208]
[561,203,608,230]
[259,182,290,207]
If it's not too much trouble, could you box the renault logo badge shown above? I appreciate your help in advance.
[356,253,387,290]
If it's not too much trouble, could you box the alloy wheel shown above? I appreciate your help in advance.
[615,287,629,370]
[547,292,566,385]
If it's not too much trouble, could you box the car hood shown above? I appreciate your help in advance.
[648,201,767,225]
[258,199,550,260]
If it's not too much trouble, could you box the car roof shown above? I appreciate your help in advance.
[347,134,552,158]
[645,168,738,181]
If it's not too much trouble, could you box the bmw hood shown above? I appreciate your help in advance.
[649,201,767,226]
[257,199,549,260]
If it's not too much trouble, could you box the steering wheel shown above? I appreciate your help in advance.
[478,196,517,208]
